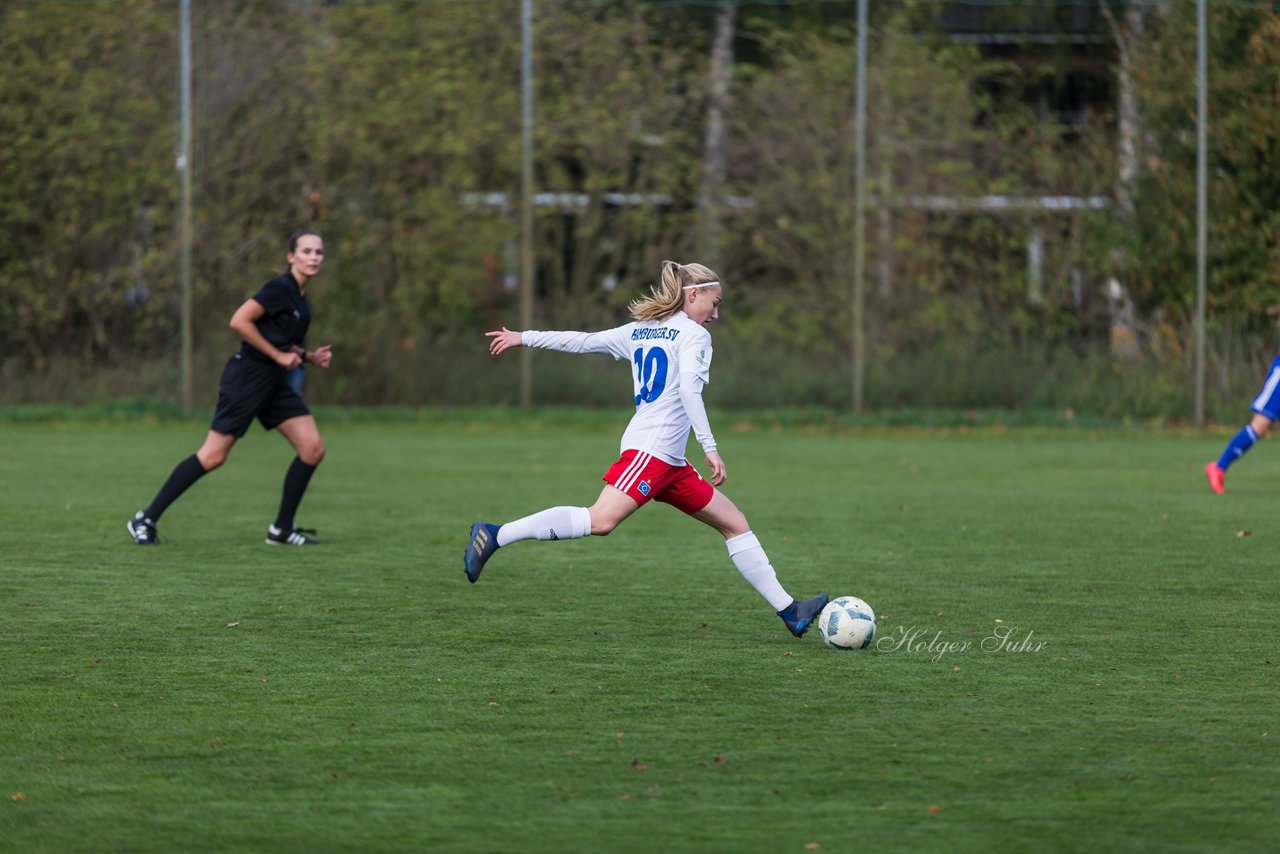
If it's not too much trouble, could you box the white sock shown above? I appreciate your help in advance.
[497,506,592,546]
[726,531,793,611]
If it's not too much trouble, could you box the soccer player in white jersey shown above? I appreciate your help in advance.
[464,260,829,638]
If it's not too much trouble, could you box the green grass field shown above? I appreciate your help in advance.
[2,416,1278,852]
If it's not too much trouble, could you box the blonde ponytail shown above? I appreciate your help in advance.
[629,260,719,322]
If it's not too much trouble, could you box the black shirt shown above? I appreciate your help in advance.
[240,272,311,365]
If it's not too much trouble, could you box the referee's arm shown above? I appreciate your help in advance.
[229,299,301,369]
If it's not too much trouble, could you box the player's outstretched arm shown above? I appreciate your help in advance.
[486,327,524,356]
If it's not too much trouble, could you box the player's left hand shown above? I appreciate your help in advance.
[311,344,333,369]
[705,451,726,486]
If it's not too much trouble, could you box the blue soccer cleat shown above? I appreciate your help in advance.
[777,593,829,638]
[464,522,501,583]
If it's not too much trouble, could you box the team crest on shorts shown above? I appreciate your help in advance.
[638,480,651,496]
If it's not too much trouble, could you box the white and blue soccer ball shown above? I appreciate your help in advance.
[817,596,876,650]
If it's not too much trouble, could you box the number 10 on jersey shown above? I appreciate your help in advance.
[633,347,668,406]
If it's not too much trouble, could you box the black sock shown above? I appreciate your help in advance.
[143,454,208,521]
[274,456,317,531]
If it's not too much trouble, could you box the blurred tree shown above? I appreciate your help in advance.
[3,0,1276,413]
[1130,3,1280,336]
[0,1,175,378]
[530,3,705,328]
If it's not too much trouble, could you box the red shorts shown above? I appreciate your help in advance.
[602,450,715,514]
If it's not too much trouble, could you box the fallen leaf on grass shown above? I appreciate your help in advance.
[1237,530,1253,538]
[928,804,941,815]
[11,793,25,802]
[629,760,647,771]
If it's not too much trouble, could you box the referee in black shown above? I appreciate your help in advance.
[128,229,333,546]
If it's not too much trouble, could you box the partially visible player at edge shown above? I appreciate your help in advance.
[463,260,828,638]
[127,229,333,545]
[1205,354,1280,494]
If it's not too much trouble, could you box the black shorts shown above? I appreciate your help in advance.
[210,353,311,438]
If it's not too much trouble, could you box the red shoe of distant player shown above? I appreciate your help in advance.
[1205,461,1226,495]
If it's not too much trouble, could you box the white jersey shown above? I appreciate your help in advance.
[521,311,716,466]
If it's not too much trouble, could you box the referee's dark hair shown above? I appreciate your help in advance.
[287,228,320,253]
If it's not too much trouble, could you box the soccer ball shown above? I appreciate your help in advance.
[817,596,876,651]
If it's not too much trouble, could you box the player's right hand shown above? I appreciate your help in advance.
[486,327,523,356]
[276,350,303,369]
